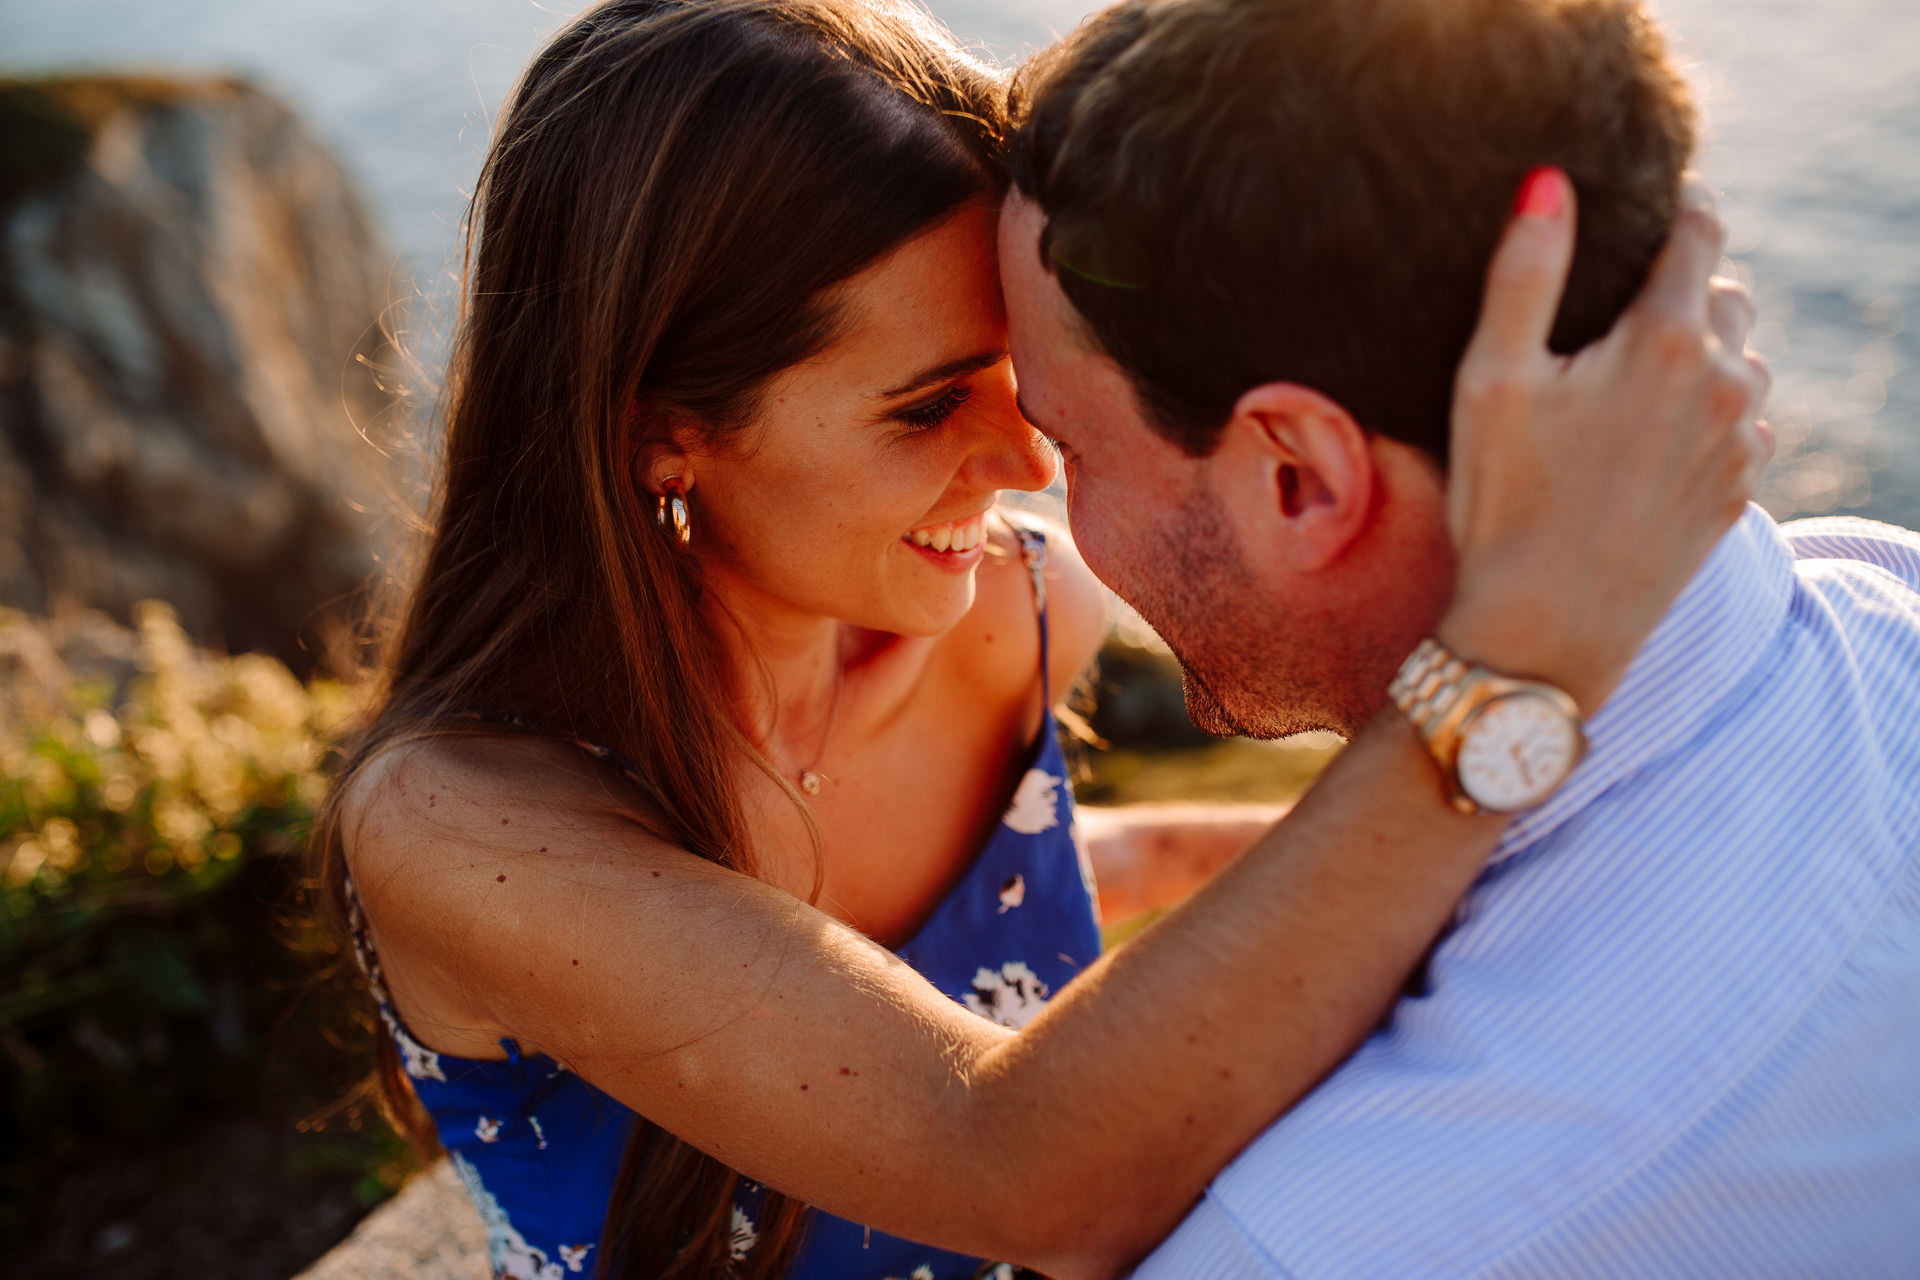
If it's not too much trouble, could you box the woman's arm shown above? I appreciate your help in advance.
[350,719,1497,1280]
[351,173,1769,1280]
[1077,802,1291,921]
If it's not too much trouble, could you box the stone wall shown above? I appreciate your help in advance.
[296,1162,487,1280]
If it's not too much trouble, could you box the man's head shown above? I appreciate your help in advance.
[1002,0,1696,736]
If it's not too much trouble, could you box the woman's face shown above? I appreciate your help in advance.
[677,202,1057,638]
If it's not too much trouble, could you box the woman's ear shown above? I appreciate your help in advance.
[1219,382,1377,570]
[627,404,696,499]
[638,448,694,498]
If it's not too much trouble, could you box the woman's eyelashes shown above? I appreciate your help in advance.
[893,383,973,431]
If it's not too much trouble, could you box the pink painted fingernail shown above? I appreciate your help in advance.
[1514,168,1564,220]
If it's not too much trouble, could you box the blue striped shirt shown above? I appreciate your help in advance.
[1137,505,1920,1278]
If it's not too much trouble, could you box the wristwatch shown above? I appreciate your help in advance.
[1389,637,1587,815]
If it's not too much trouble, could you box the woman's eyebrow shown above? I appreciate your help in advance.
[875,349,1006,399]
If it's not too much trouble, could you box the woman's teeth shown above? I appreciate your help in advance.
[908,515,986,553]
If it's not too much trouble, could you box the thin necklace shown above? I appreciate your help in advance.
[794,645,846,797]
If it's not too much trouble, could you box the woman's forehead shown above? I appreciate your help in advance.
[821,204,1008,388]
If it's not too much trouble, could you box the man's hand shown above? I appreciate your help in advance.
[1440,168,1774,713]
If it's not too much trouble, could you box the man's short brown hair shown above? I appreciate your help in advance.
[1010,0,1697,461]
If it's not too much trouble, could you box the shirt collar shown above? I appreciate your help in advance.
[1490,504,1798,864]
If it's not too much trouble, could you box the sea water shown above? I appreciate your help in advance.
[2,0,1915,526]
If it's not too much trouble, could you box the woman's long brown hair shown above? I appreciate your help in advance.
[308,3,1012,1275]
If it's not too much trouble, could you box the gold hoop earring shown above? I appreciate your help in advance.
[655,480,692,547]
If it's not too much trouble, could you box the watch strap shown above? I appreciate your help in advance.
[1389,637,1586,816]
[1389,637,1475,742]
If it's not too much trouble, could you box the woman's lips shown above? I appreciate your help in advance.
[903,510,990,570]
[904,511,988,554]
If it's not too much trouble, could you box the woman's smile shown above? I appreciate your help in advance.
[904,509,992,569]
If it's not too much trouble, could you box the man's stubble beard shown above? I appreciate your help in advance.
[1127,483,1352,741]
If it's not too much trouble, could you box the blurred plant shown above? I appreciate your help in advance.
[0,602,398,1235]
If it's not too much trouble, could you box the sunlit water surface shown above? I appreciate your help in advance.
[3,0,1916,525]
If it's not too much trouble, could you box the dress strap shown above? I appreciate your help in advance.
[1008,521,1052,709]
[342,868,390,1003]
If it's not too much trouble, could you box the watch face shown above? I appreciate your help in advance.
[1456,691,1584,812]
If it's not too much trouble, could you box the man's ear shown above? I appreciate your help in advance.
[1217,382,1376,570]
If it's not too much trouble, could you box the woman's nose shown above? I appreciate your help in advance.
[970,394,1058,494]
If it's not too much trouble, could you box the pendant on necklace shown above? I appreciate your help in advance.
[800,771,823,796]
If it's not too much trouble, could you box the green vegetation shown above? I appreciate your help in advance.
[0,601,1335,1273]
[2,604,411,1273]
[1074,734,1339,808]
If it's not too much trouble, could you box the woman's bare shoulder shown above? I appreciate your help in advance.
[342,731,669,872]
[337,729,773,1055]
[941,513,1109,704]
[1027,514,1113,699]
[335,726,954,1088]
[962,512,1111,703]
[340,733,665,917]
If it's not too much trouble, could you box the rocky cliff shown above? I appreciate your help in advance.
[0,74,405,675]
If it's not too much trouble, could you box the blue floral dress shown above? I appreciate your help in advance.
[348,529,1102,1280]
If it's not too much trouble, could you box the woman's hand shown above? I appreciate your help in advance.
[1440,169,1773,713]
